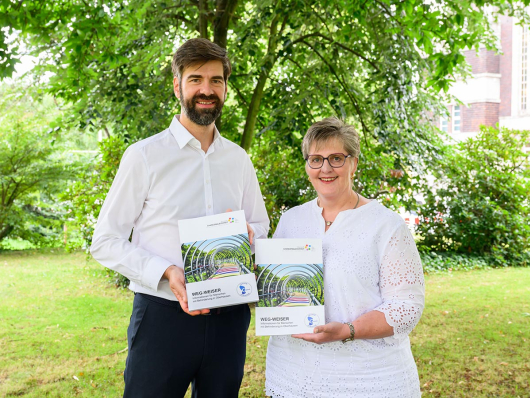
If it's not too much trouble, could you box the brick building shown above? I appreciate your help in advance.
[442,15,530,147]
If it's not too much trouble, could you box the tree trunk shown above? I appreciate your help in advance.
[212,0,238,133]
[240,72,269,151]
[240,15,282,151]
[0,224,14,241]
[198,0,209,39]
[213,0,238,49]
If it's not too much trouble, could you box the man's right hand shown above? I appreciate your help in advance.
[163,265,210,316]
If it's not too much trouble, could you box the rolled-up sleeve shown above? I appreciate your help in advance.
[374,223,425,340]
[242,156,270,243]
[90,145,172,291]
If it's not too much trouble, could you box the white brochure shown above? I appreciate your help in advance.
[178,210,258,311]
[255,238,324,336]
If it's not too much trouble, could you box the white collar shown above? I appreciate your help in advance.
[169,115,223,150]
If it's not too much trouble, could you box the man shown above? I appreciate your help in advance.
[90,38,269,398]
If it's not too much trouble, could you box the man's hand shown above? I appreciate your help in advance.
[225,208,254,245]
[163,265,210,316]
[247,222,254,246]
[291,322,350,344]
[226,208,256,270]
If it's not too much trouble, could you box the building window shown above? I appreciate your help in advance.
[522,26,528,111]
[453,105,461,132]
[440,116,448,132]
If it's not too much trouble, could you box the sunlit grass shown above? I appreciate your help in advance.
[0,250,528,397]
[412,268,530,397]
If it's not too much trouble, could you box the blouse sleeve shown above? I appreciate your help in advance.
[272,214,286,239]
[374,223,425,340]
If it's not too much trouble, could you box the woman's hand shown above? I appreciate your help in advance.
[291,322,350,344]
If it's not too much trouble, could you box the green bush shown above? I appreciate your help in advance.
[61,136,126,250]
[61,135,130,287]
[0,83,80,247]
[251,141,315,235]
[417,126,530,263]
[420,251,525,274]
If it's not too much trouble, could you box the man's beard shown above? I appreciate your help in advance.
[180,92,224,126]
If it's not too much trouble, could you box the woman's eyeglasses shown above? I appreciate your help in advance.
[305,153,352,169]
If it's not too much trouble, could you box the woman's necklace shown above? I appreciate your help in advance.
[319,191,360,226]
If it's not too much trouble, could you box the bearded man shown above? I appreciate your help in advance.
[90,38,269,398]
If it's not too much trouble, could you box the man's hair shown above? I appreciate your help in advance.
[302,117,361,159]
[172,38,232,82]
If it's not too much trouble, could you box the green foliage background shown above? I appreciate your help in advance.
[1,1,530,270]
[5,0,529,219]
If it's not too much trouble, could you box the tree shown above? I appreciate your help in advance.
[417,126,530,264]
[0,82,80,245]
[2,0,529,229]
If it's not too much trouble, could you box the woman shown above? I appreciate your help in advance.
[265,117,425,398]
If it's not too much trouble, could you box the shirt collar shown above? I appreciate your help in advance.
[169,115,223,150]
[312,197,323,215]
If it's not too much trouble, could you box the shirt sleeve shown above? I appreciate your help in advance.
[242,155,270,244]
[90,145,173,292]
[374,223,425,340]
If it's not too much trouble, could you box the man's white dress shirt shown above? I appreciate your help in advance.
[91,116,269,301]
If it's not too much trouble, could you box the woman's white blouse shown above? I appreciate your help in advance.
[265,199,425,398]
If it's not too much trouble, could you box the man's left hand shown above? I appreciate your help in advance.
[225,208,254,245]
[291,322,350,344]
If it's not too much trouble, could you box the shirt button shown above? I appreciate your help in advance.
[208,205,211,209]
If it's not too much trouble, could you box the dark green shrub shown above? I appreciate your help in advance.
[417,126,530,263]
[420,251,530,274]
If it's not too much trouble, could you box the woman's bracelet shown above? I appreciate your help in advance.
[341,322,355,343]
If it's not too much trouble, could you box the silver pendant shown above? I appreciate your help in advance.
[326,221,332,226]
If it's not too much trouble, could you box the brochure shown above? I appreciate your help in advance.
[255,239,324,336]
[178,210,258,311]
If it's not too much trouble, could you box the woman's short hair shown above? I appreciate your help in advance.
[172,38,232,82]
[302,117,361,159]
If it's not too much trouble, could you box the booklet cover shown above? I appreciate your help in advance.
[255,239,324,336]
[178,210,258,311]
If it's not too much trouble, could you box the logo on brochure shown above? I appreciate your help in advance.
[237,282,252,297]
[207,217,238,227]
[304,313,320,327]
[283,246,310,251]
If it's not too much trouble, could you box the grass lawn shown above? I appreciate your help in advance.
[413,268,530,397]
[0,250,528,397]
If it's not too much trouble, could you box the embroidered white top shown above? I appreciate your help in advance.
[90,116,269,300]
[265,198,425,398]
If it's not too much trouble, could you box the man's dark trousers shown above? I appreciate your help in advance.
[123,293,251,398]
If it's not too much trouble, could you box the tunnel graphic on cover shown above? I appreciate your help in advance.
[256,262,324,308]
[182,233,252,284]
